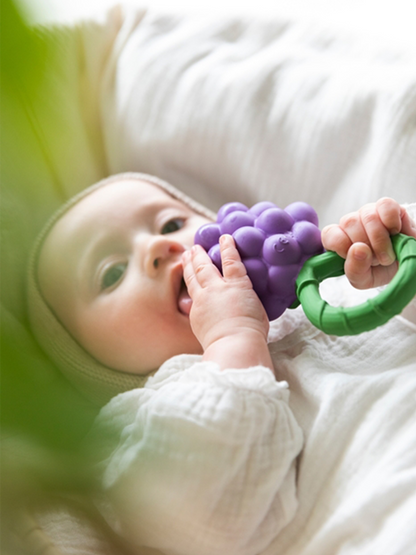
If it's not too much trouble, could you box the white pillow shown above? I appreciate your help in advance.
[89,7,416,226]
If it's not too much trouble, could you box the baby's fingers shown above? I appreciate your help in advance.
[321,224,352,259]
[345,242,398,289]
[393,203,416,239]
[182,245,220,291]
[360,202,395,265]
[219,235,249,280]
[344,243,375,289]
[182,249,198,298]
[375,198,403,235]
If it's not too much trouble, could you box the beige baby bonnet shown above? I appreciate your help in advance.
[27,173,216,407]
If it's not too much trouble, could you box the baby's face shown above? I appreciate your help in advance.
[38,179,211,374]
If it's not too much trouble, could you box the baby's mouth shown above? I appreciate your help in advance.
[178,278,192,315]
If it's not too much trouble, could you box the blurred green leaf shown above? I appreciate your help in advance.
[1,0,99,488]
[1,0,46,90]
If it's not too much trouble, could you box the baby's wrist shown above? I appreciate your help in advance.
[202,330,274,373]
[202,316,268,347]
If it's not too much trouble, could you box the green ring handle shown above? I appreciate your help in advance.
[294,233,416,335]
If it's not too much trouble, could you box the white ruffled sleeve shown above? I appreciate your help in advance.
[93,355,303,555]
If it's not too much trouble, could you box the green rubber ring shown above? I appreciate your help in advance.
[295,234,416,335]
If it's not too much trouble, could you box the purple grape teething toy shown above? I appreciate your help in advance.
[194,201,416,335]
[194,201,324,321]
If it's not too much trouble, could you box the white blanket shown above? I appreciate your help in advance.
[17,5,416,554]
[91,283,416,555]
[266,290,416,555]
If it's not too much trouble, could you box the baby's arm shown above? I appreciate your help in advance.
[182,234,274,372]
[321,197,416,289]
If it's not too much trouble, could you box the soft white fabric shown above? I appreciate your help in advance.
[265,296,416,555]
[92,294,416,555]
[94,7,416,226]
[94,358,303,555]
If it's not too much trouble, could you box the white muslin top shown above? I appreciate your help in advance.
[92,202,416,555]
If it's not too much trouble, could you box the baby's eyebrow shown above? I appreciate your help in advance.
[134,196,184,219]
[141,198,191,225]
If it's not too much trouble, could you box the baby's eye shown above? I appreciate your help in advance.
[161,218,185,234]
[101,262,127,290]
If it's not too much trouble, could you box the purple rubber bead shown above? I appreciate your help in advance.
[255,207,295,235]
[233,226,265,258]
[196,198,323,322]
[217,202,248,223]
[263,234,302,265]
[285,201,319,226]
[259,294,288,321]
[292,221,323,255]
[267,264,300,298]
[220,210,255,235]
[208,244,222,271]
[244,258,268,294]
[249,201,277,217]
[194,223,221,251]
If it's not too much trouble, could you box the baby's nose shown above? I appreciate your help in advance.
[146,238,185,274]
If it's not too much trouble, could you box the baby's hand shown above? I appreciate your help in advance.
[182,235,272,371]
[321,198,416,289]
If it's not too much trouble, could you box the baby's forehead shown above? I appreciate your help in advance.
[63,179,182,221]
[45,179,183,241]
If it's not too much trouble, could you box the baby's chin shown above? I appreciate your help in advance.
[121,341,203,375]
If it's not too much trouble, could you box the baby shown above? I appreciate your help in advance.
[28,173,217,403]
[28,173,416,554]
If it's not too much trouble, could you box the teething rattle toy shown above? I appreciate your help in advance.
[194,201,416,335]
